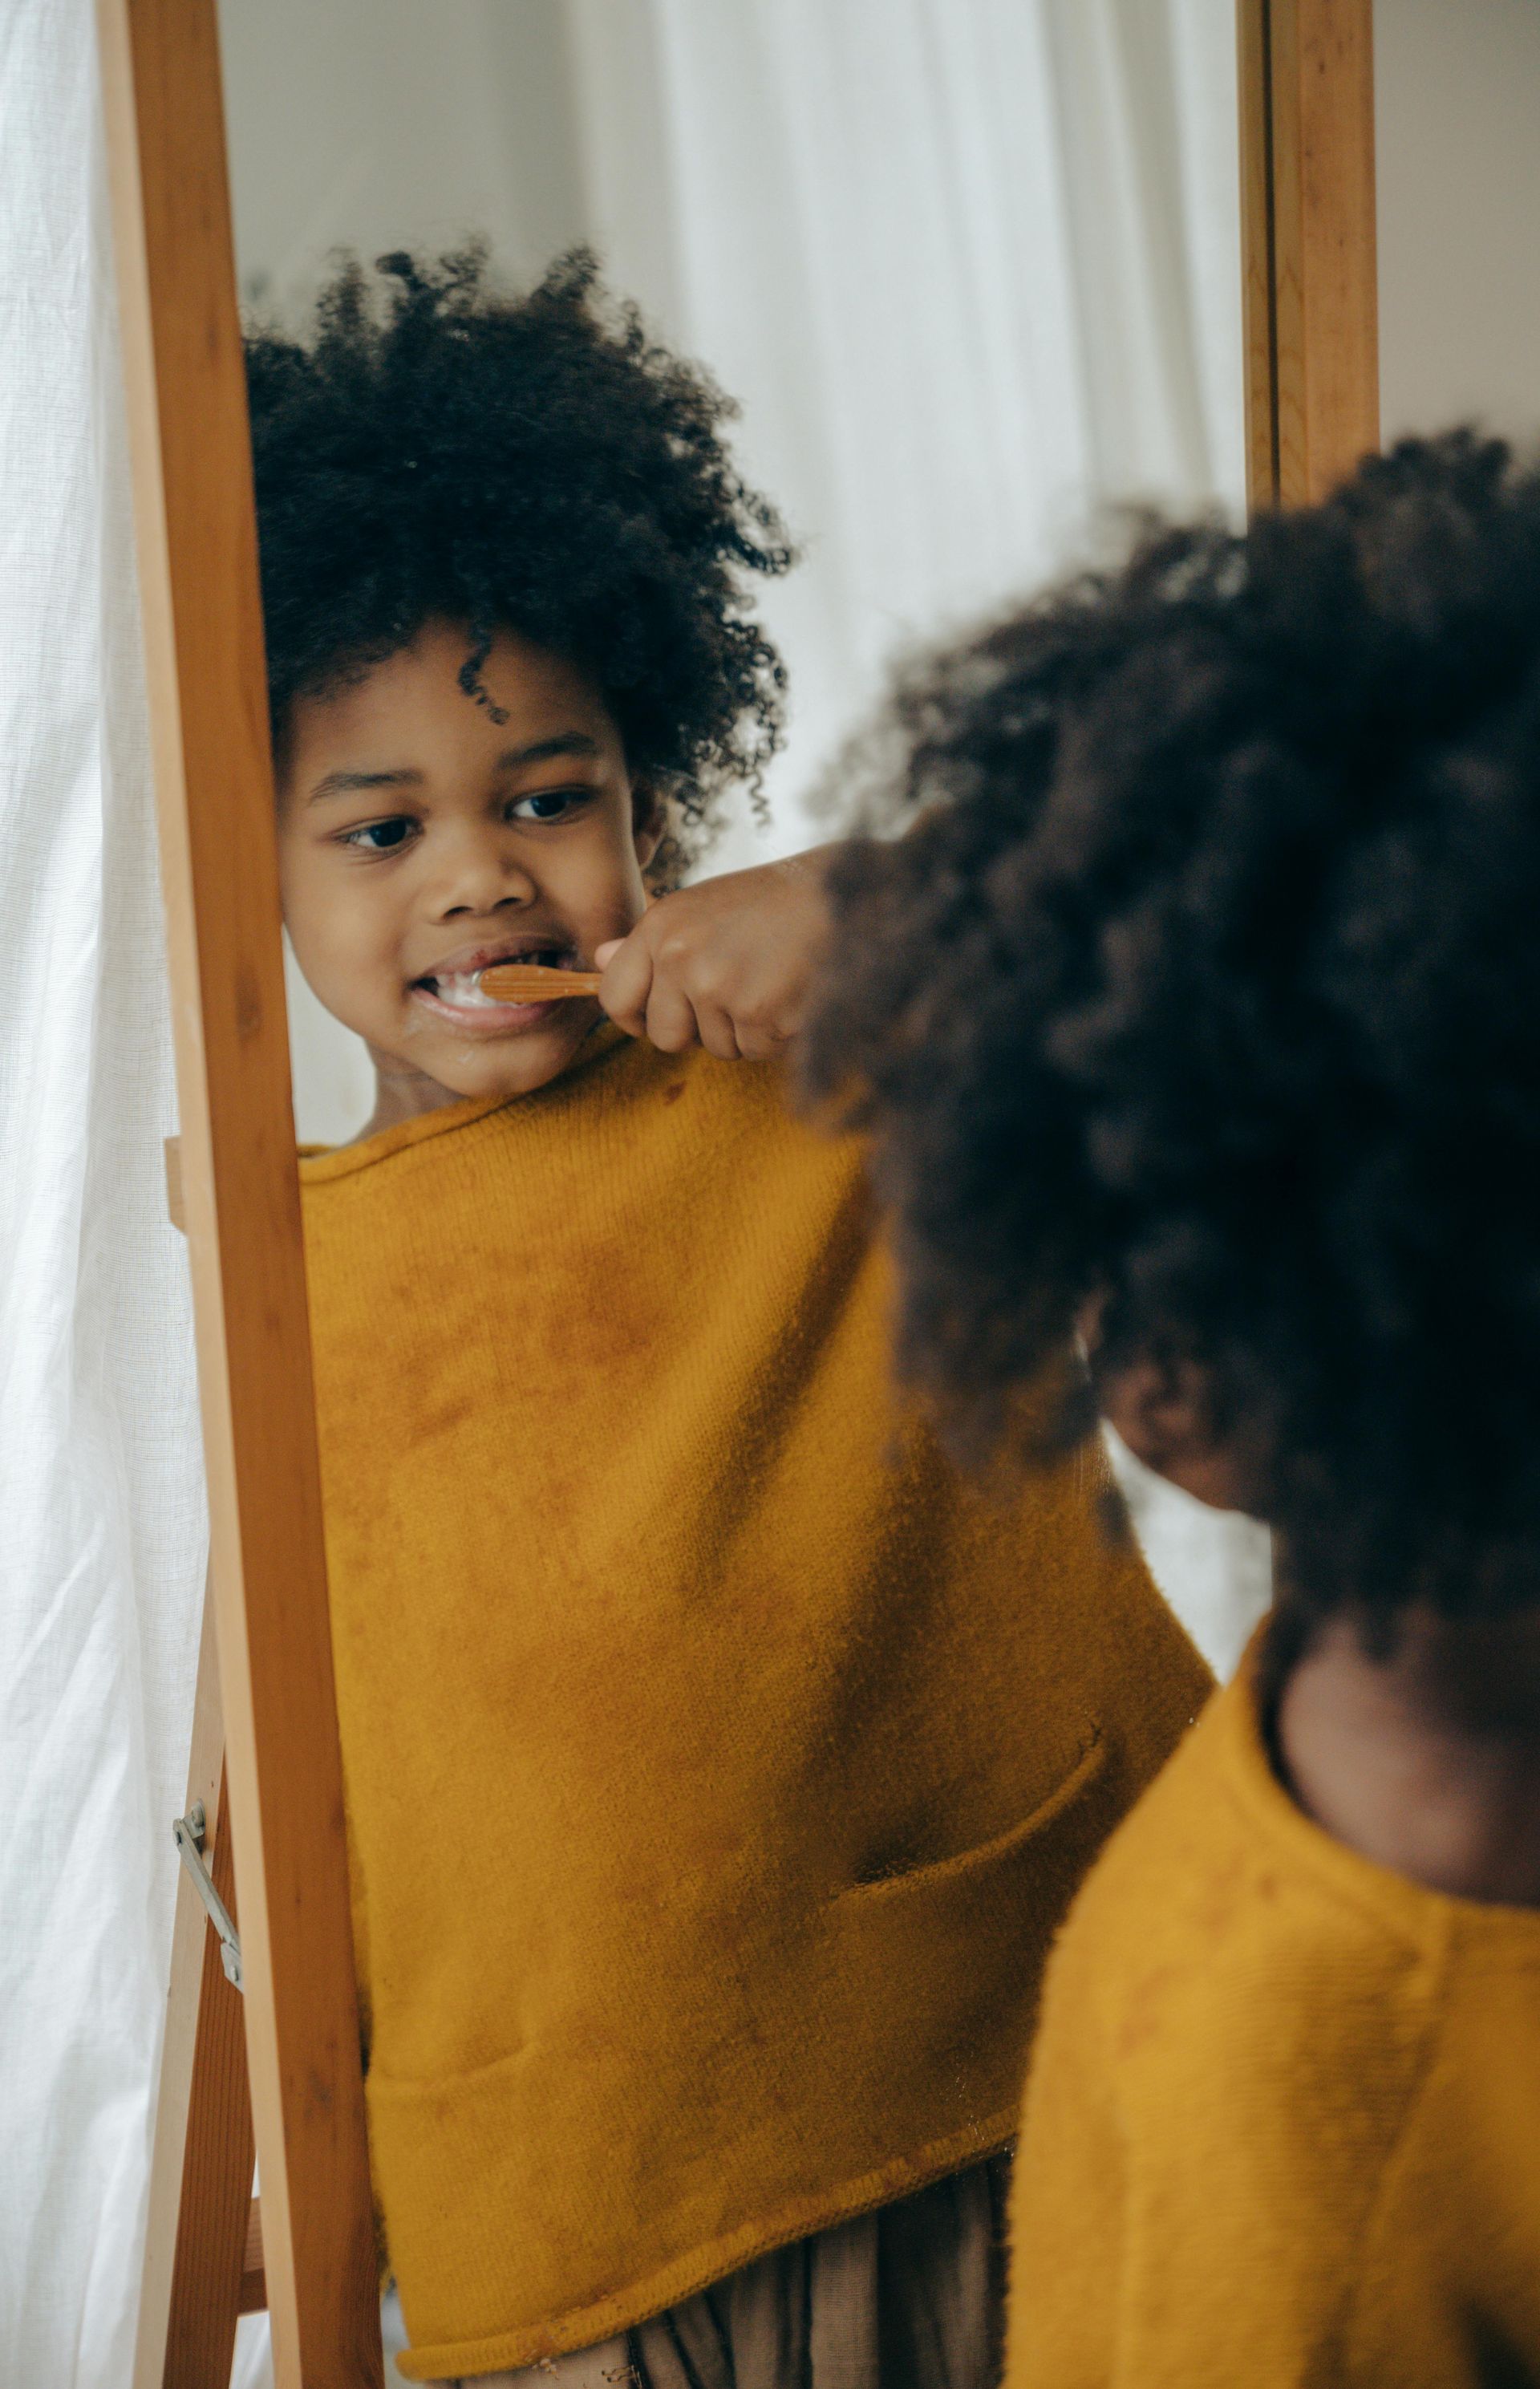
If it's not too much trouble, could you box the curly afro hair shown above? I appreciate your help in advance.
[245,245,794,875]
[803,431,1540,1636]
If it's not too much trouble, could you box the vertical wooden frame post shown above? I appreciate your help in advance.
[1238,0,1380,507]
[97,2,383,2382]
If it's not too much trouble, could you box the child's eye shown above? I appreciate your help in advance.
[342,817,417,853]
[510,787,593,824]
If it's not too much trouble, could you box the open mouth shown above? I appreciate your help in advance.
[409,943,580,1021]
[408,941,578,1008]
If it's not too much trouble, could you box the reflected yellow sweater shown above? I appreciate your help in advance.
[300,1029,1210,2384]
[1008,1645,1540,2389]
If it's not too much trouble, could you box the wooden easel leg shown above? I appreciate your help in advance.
[161,1750,258,2389]
[136,1588,260,2389]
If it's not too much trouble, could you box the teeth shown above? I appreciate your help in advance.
[420,955,567,1008]
[432,971,507,1008]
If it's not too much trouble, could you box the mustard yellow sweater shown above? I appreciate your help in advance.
[1007,1645,1540,2389]
[300,1028,1210,2384]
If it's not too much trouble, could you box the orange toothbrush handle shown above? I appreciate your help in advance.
[479,963,605,1002]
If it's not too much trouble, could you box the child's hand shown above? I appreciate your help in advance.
[595,846,838,1061]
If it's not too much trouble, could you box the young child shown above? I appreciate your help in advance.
[249,250,1210,2387]
[803,432,1540,2387]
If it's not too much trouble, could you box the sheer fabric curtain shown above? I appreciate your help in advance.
[567,0,1247,862]
[0,3,207,2384]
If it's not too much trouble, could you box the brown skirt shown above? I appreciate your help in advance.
[428,2155,1012,2389]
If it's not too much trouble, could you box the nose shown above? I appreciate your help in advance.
[428,823,538,920]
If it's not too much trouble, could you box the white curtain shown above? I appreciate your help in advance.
[0,3,207,2384]
[566,0,1247,863]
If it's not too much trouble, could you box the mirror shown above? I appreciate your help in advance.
[213,7,1258,2383]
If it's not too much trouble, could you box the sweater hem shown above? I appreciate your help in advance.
[391,2110,1017,2382]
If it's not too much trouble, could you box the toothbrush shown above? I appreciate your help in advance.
[479,961,604,1002]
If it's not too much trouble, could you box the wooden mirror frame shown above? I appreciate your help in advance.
[1240,0,1379,506]
[99,3,1379,2383]
[99,1,382,2382]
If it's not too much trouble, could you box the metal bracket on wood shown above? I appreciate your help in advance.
[172,1802,243,1991]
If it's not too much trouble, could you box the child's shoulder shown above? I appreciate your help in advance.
[1056,1657,1453,2072]
[1020,1680,1540,2389]
[1025,1649,1540,2380]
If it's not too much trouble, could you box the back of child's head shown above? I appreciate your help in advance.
[245,245,792,876]
[805,431,1540,1641]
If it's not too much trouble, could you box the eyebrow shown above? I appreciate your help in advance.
[306,732,601,805]
[496,733,601,769]
[306,767,423,805]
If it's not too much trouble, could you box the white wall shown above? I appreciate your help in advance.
[1376,0,1540,446]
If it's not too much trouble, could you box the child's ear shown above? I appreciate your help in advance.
[630,781,666,872]
[1096,1351,1250,1515]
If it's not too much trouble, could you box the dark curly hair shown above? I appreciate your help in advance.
[245,245,794,874]
[803,432,1540,1636]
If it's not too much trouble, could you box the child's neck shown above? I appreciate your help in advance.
[358,1053,474,1142]
[1275,1604,1540,1906]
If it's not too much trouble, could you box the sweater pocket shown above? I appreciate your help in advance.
[796,1725,1112,2184]
[832,1726,1106,1909]
[367,1724,1116,2378]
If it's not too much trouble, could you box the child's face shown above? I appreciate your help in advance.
[277,622,659,1115]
